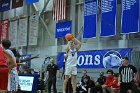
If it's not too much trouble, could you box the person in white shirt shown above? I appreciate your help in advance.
[63,37,81,93]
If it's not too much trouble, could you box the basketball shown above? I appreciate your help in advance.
[65,33,74,41]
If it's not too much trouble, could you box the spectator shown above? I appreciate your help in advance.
[119,57,137,93]
[134,71,140,93]
[46,58,59,93]
[92,71,106,93]
[76,70,92,93]
[77,77,95,93]
[97,71,106,85]
[110,73,120,93]
[81,70,90,83]
[88,77,96,93]
[102,69,114,93]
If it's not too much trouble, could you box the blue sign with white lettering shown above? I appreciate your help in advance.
[19,74,39,93]
[0,0,10,12]
[100,0,116,37]
[83,0,97,38]
[20,55,31,67]
[57,48,132,68]
[56,21,72,38]
[121,0,139,34]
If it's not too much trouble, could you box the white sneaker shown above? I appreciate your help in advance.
[81,86,87,91]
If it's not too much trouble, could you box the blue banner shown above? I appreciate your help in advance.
[20,55,31,67]
[26,0,39,5]
[121,0,139,34]
[83,0,97,38]
[55,21,72,38]
[0,0,10,12]
[100,0,116,37]
[57,48,132,68]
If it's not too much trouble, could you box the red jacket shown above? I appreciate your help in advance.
[0,47,8,67]
[111,80,120,90]
[104,76,114,87]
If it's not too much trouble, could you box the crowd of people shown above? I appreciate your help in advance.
[75,69,140,93]
[41,58,140,93]
[60,36,140,93]
[75,57,140,93]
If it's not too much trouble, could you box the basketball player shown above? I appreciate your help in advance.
[63,37,81,93]
[0,44,16,93]
[2,39,18,93]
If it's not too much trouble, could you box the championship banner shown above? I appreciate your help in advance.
[26,0,39,5]
[9,19,18,47]
[56,21,72,38]
[18,17,28,46]
[83,0,97,38]
[12,0,24,9]
[1,19,9,40]
[121,0,139,34]
[100,0,116,37]
[29,13,39,45]
[57,48,132,68]
[0,0,10,12]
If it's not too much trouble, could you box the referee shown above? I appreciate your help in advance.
[119,57,137,93]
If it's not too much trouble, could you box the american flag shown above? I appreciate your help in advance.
[53,0,67,21]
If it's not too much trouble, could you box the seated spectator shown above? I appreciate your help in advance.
[102,69,114,93]
[110,73,120,93]
[136,72,140,91]
[133,71,140,93]
[76,70,91,93]
[81,70,90,83]
[88,77,95,93]
[91,71,106,93]
[97,71,106,85]
[77,77,95,93]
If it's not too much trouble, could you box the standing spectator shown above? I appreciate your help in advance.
[92,71,106,93]
[46,58,59,93]
[102,69,114,93]
[41,57,51,80]
[119,57,137,93]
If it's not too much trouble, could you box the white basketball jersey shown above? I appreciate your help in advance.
[65,48,77,67]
